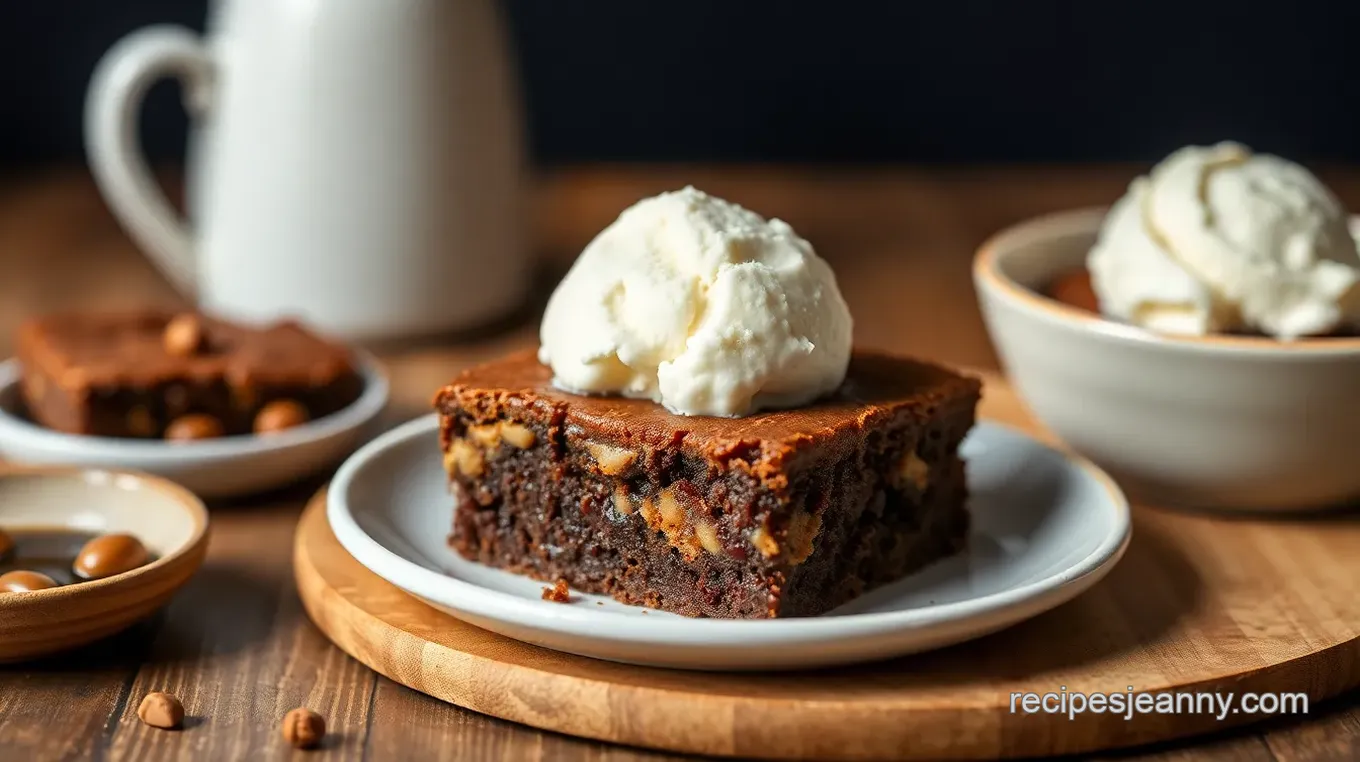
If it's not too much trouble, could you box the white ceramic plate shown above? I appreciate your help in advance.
[0,354,388,499]
[328,414,1131,671]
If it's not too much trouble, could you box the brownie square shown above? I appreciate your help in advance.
[433,349,980,619]
[16,311,363,438]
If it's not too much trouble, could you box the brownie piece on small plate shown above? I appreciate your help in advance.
[17,311,363,439]
[434,349,979,619]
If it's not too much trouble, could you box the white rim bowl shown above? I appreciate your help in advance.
[973,208,1360,511]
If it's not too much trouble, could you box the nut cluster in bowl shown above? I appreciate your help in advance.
[973,143,1360,511]
[0,527,152,592]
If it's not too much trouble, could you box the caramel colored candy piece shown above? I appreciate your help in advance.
[73,533,150,580]
[0,570,59,593]
[137,692,185,730]
[162,313,206,357]
[165,413,224,442]
[281,707,326,749]
[0,528,13,561]
[254,399,310,435]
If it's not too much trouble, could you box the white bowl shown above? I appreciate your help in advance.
[0,352,389,499]
[974,208,1360,511]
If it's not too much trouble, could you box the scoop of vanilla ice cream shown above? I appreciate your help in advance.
[537,186,853,417]
[1087,142,1360,339]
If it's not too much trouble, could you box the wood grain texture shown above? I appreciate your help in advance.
[0,167,1358,760]
[291,374,1360,760]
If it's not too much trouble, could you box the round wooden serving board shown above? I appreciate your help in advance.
[294,373,1360,761]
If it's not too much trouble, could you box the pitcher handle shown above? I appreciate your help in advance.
[84,25,213,298]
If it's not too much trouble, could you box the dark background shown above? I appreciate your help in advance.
[2,0,1359,169]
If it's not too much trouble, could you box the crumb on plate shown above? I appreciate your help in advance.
[541,578,570,603]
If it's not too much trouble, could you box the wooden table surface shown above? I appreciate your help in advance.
[0,166,1357,761]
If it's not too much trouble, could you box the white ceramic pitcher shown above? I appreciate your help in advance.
[85,0,530,341]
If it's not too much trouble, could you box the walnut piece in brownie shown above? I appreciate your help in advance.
[434,349,980,620]
[17,311,363,439]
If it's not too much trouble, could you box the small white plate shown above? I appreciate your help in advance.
[328,415,1131,671]
[0,354,389,499]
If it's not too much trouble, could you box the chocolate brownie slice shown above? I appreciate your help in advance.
[17,310,363,438]
[434,349,979,619]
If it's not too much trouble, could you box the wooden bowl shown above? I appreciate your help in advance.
[0,465,209,661]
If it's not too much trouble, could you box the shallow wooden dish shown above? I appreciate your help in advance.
[0,465,210,661]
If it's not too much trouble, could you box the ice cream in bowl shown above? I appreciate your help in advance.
[974,142,1360,511]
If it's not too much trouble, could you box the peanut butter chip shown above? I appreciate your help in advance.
[652,485,705,561]
[466,422,537,453]
[281,707,326,749]
[163,314,206,357]
[656,489,685,530]
[73,533,150,580]
[0,570,58,593]
[254,399,309,434]
[695,520,722,555]
[137,692,185,730]
[468,424,501,449]
[785,511,822,565]
[165,413,224,442]
[899,451,930,491]
[612,486,635,516]
[586,442,637,475]
[447,439,485,477]
[639,497,658,526]
[499,422,536,449]
[750,526,780,558]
